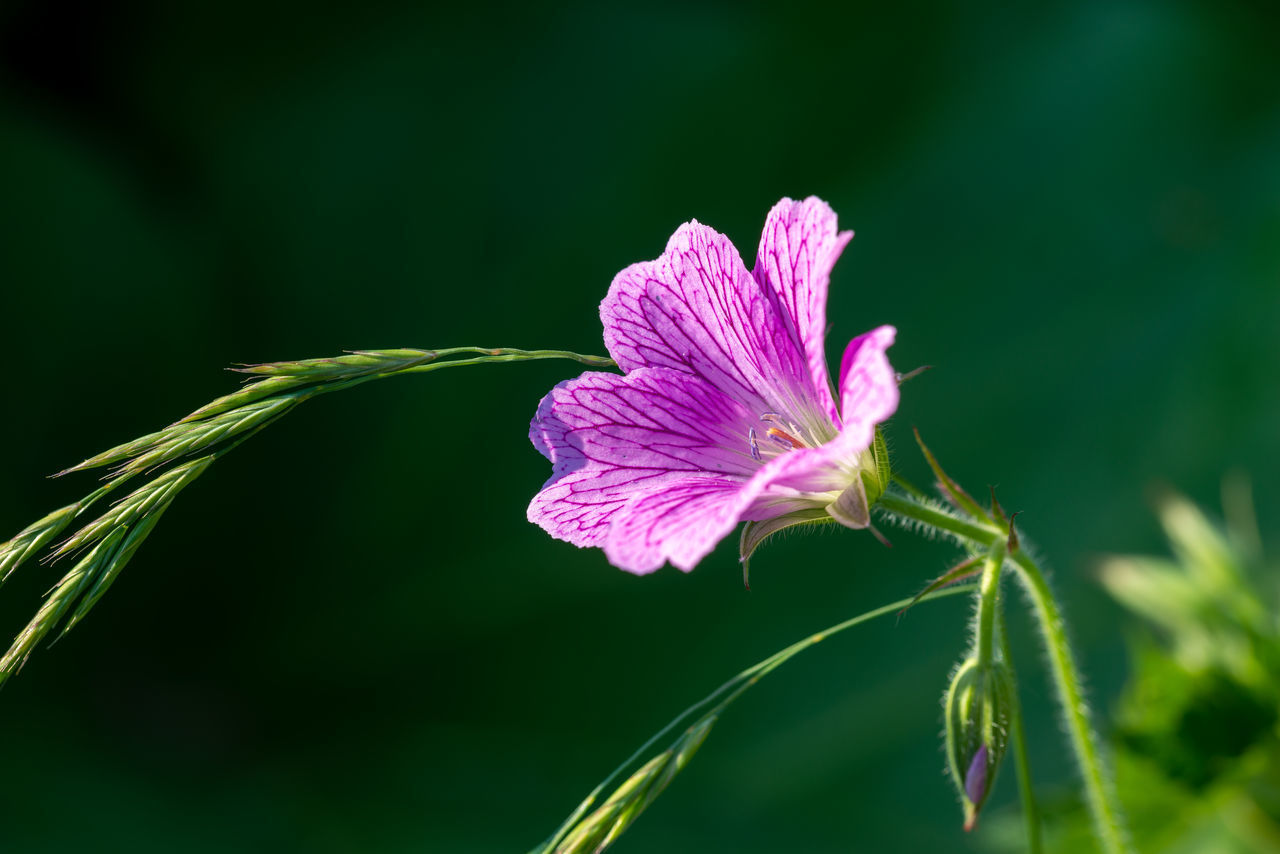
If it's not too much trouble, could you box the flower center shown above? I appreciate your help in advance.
[747,412,815,462]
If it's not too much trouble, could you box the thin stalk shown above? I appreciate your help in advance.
[394,347,615,374]
[879,489,1131,854]
[998,605,1042,854]
[534,582,978,854]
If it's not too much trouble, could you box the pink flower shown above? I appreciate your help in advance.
[528,197,899,574]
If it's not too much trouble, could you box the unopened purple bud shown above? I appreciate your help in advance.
[964,743,989,806]
[944,657,1013,831]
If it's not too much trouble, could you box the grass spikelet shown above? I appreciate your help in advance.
[0,527,126,684]
[553,718,716,854]
[0,503,81,585]
[51,457,212,560]
[0,346,614,686]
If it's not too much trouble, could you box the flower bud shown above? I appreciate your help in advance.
[944,657,1014,830]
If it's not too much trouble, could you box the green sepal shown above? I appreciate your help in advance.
[913,426,990,523]
[899,555,983,617]
[870,427,891,505]
[738,511,833,588]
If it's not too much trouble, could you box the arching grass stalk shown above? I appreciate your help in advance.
[879,490,1131,854]
[0,347,614,685]
[533,582,978,854]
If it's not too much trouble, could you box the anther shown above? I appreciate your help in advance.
[748,427,762,461]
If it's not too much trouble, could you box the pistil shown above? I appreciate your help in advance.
[747,412,814,462]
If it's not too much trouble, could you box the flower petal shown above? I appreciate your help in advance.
[754,197,854,422]
[527,367,758,549]
[600,221,817,420]
[604,473,748,574]
[837,325,899,443]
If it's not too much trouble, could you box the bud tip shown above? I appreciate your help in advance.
[964,743,989,806]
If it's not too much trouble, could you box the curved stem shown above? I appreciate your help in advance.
[879,490,1131,854]
[1010,550,1130,854]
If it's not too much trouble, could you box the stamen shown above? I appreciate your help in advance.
[766,427,805,449]
[749,412,812,461]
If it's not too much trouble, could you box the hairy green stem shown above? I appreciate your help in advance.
[999,605,1042,854]
[1010,549,1130,854]
[879,492,998,544]
[973,540,1006,670]
[879,490,1131,854]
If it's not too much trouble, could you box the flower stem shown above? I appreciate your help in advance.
[879,492,998,544]
[973,540,1006,670]
[878,491,1131,854]
[999,605,1042,854]
[1009,549,1130,854]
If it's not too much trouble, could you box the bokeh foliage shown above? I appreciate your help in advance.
[1,1,1278,851]
[989,488,1280,853]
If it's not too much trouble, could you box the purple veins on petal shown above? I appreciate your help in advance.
[754,197,855,423]
[601,221,819,421]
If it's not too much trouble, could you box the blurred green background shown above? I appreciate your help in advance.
[1,1,1278,851]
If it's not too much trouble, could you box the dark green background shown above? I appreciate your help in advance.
[1,1,1277,851]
